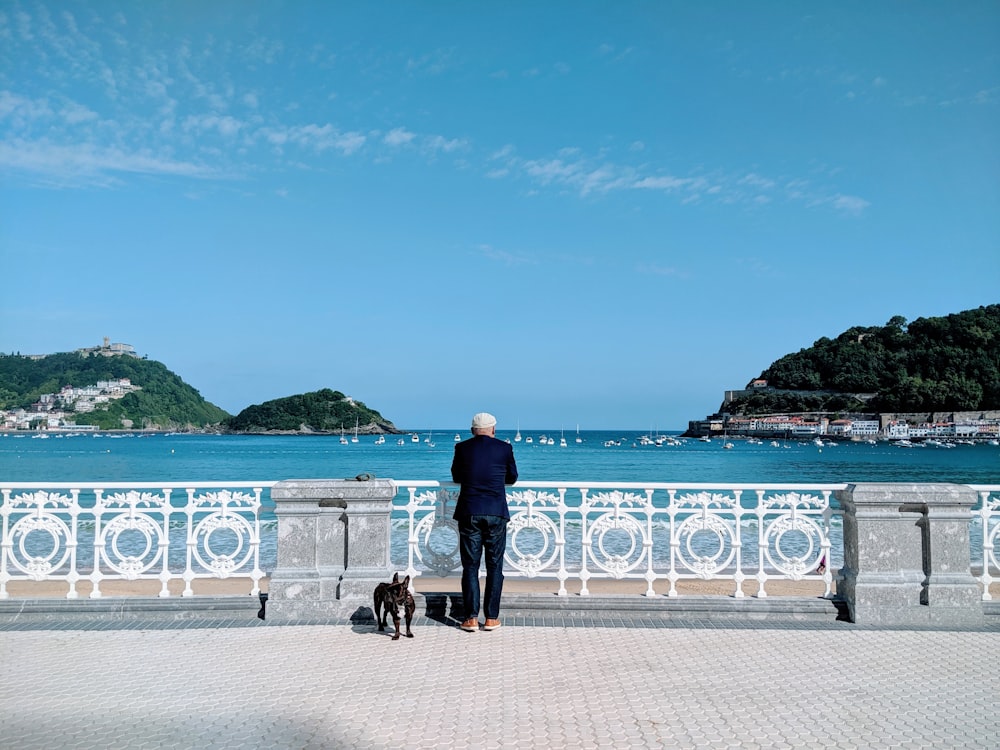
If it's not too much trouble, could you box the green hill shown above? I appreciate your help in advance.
[225,388,398,433]
[725,304,1000,415]
[0,351,230,429]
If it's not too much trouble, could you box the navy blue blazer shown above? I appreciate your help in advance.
[451,434,518,520]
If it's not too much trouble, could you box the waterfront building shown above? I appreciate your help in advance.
[828,419,852,436]
[885,420,911,439]
[849,420,880,435]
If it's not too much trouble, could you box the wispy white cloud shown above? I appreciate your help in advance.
[632,176,692,191]
[1,6,872,219]
[0,90,54,125]
[13,9,33,42]
[424,134,466,153]
[261,123,366,155]
[738,173,776,190]
[972,87,999,105]
[597,43,634,62]
[522,157,581,186]
[0,138,219,186]
[490,145,516,161]
[827,194,870,215]
[384,127,416,147]
[60,101,99,124]
[489,142,868,214]
[184,113,244,138]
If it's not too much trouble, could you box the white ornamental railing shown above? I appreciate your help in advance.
[4,480,997,601]
[971,484,1000,601]
[0,482,275,599]
[396,481,846,598]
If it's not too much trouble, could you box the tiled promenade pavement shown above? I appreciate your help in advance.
[2,615,998,749]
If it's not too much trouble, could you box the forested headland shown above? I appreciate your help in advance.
[723,304,1000,416]
[0,352,229,430]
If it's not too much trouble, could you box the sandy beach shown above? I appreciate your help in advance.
[3,574,832,598]
[4,575,998,604]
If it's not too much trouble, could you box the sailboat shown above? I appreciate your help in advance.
[339,428,348,445]
[514,421,522,442]
[575,424,582,443]
[351,417,359,443]
[559,427,567,447]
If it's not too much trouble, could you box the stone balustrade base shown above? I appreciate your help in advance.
[3,594,998,630]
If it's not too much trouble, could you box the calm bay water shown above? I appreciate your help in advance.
[2,430,996,573]
[1,429,997,485]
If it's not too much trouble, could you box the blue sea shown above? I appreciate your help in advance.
[1,429,997,485]
[2,430,996,576]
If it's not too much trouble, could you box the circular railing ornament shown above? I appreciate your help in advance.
[10,515,72,579]
[506,511,560,576]
[675,513,736,578]
[762,514,824,579]
[99,513,165,579]
[191,512,254,577]
[413,514,461,576]
[585,512,647,577]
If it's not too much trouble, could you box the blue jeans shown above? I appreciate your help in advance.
[458,515,507,620]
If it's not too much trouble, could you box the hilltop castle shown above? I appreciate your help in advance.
[77,337,139,358]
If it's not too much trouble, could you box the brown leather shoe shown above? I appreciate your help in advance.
[460,618,479,632]
[483,618,501,631]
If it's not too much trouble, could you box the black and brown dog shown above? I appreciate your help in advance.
[374,572,415,640]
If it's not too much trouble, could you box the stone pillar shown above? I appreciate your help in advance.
[266,478,395,621]
[920,493,983,618]
[836,483,982,626]
[338,485,397,600]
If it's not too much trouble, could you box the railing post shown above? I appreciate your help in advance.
[836,483,983,626]
[266,478,395,621]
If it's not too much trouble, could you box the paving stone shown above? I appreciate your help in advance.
[1,619,998,748]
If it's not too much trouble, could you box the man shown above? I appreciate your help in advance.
[451,411,518,632]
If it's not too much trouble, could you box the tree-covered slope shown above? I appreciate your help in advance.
[727,305,1000,414]
[226,388,398,433]
[0,352,230,429]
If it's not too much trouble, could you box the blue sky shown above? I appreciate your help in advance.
[2,1,998,430]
